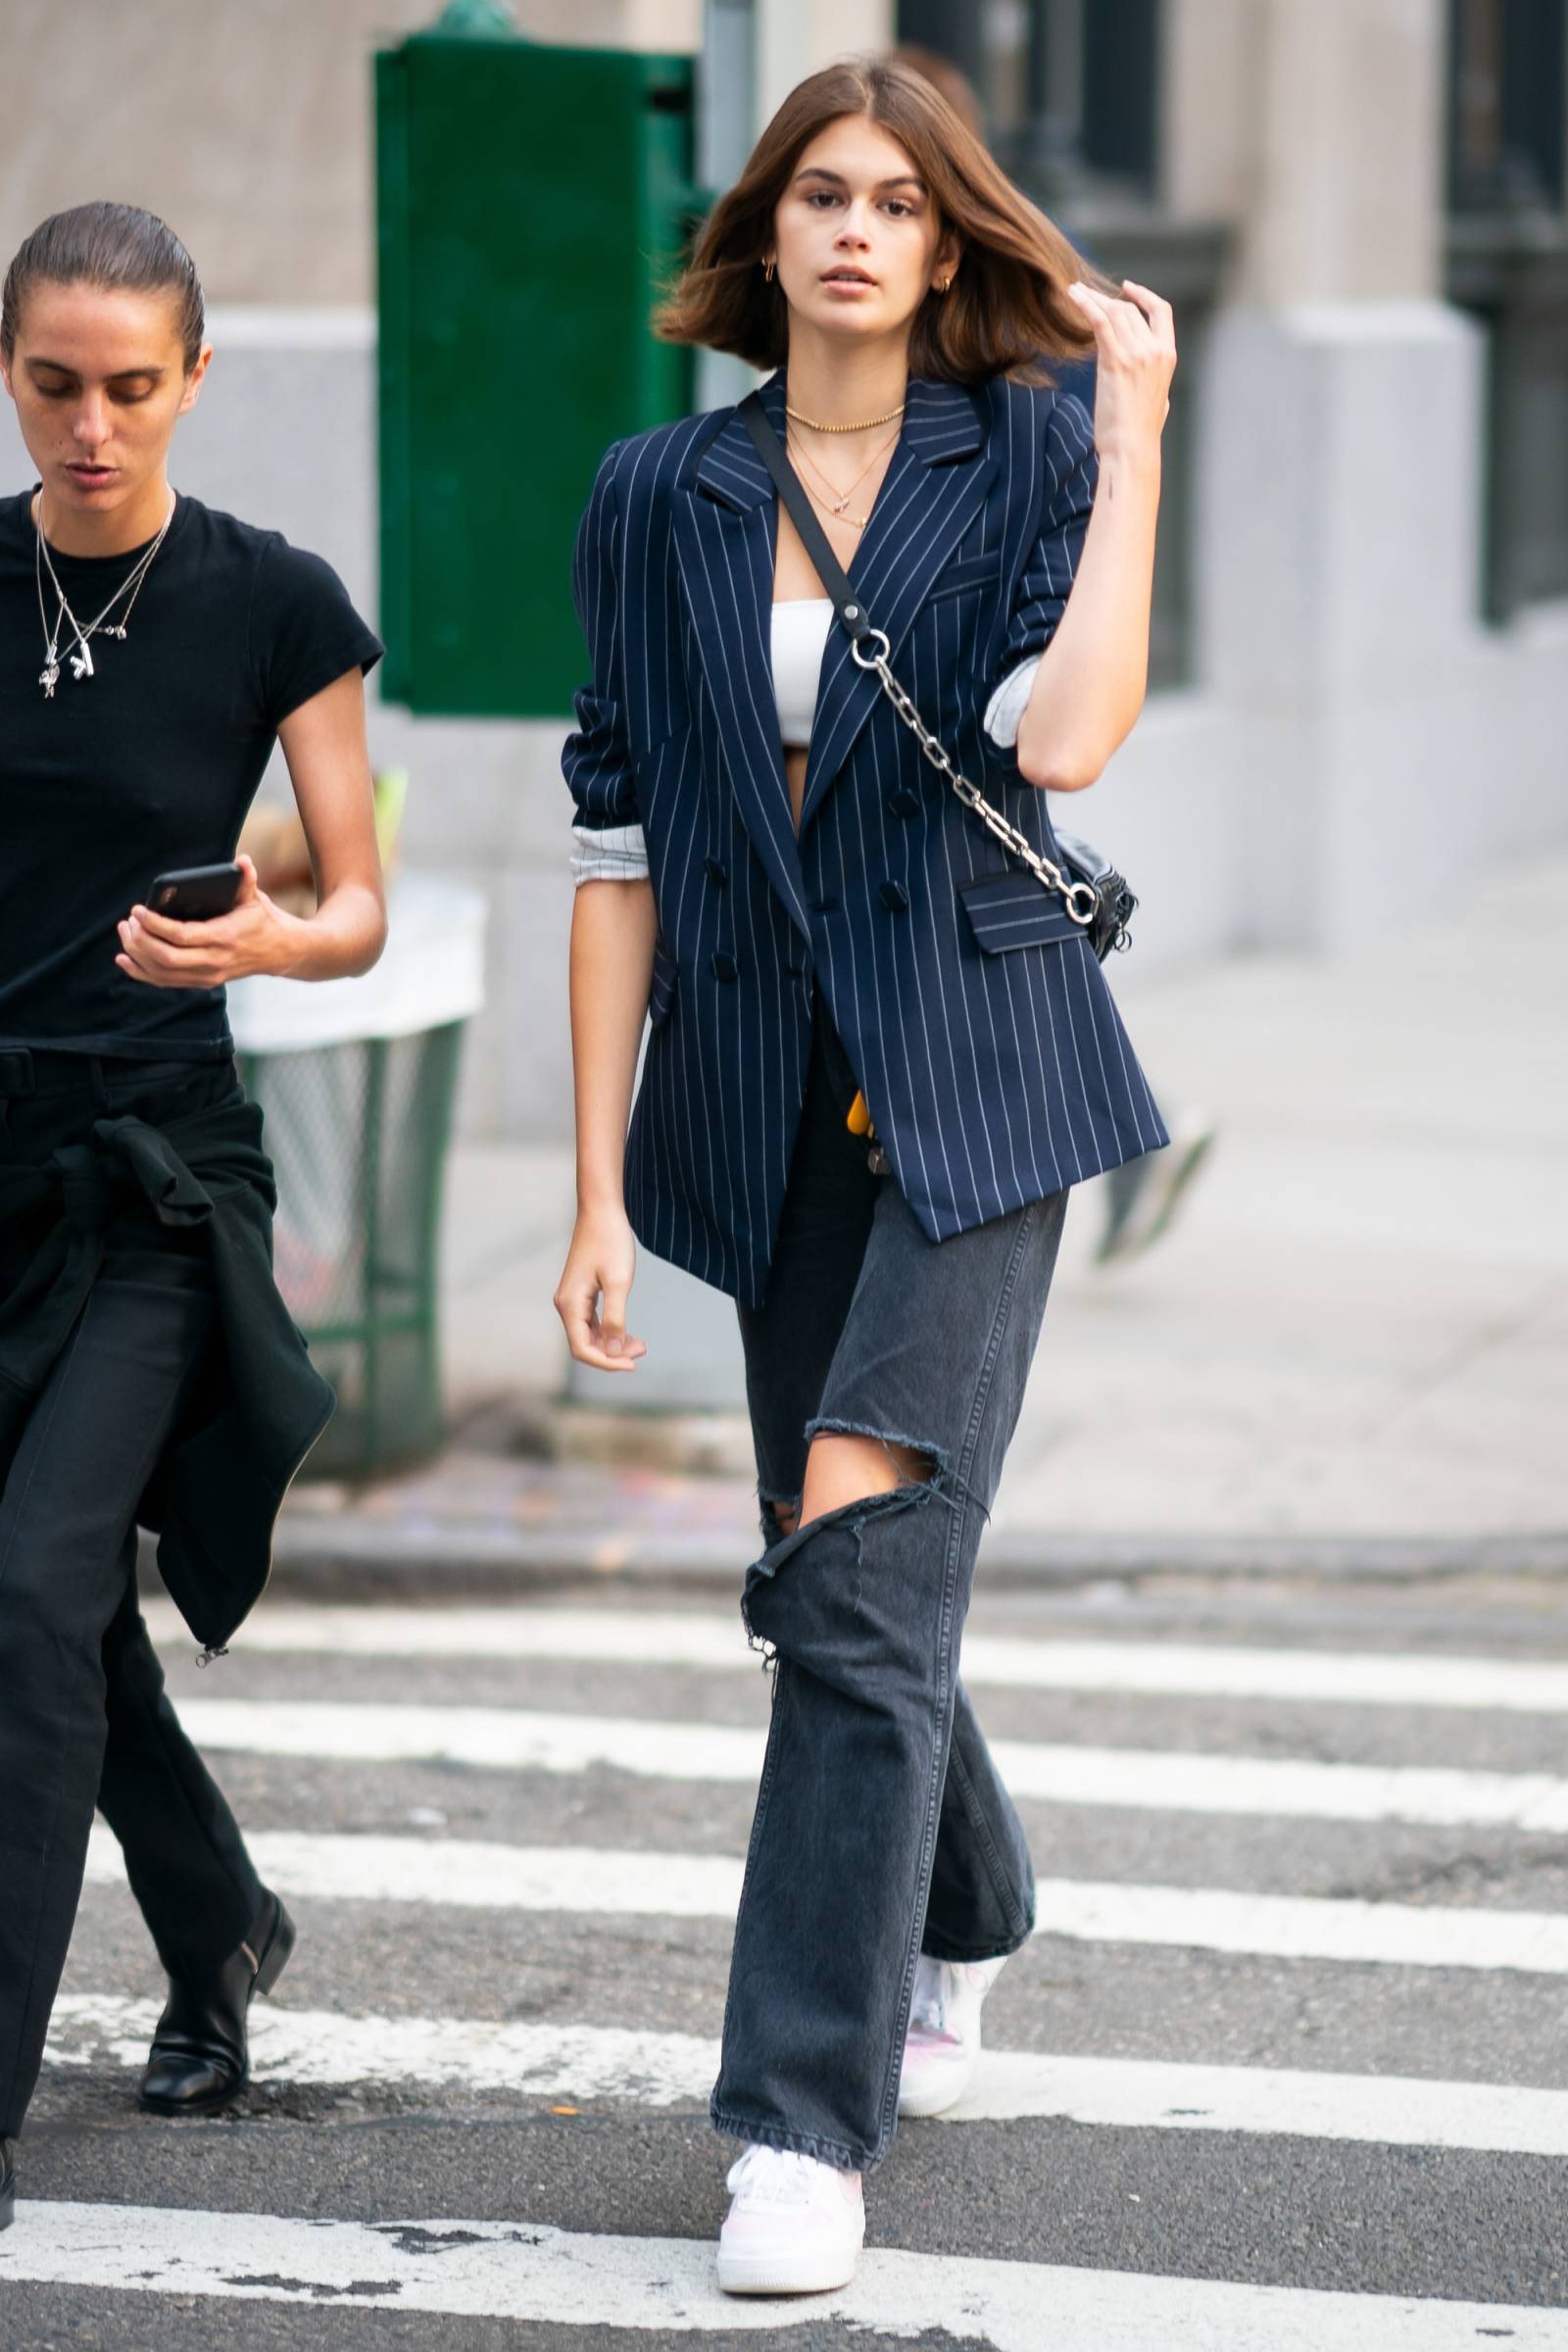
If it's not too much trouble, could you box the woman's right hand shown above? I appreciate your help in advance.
[554,1203,648,1373]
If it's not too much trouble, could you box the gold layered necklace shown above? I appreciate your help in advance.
[785,400,905,434]
[786,424,901,532]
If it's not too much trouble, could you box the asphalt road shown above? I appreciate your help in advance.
[6,1568,1568,2347]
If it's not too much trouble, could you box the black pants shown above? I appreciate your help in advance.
[0,1054,264,2140]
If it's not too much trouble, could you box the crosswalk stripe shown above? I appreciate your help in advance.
[80,1827,1568,1974]
[7,2202,1567,2345]
[145,1600,1568,1714]
[170,1696,1568,1832]
[45,1993,1568,2156]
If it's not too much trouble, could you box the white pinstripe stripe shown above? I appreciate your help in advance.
[867,689,943,1213]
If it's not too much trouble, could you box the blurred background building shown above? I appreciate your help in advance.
[4,0,1566,1145]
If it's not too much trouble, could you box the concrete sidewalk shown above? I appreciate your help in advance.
[275,855,1568,1586]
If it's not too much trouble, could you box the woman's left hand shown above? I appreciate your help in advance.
[116,855,303,990]
[1064,277,1177,465]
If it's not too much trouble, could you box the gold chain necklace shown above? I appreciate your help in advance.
[787,426,900,532]
[785,400,906,434]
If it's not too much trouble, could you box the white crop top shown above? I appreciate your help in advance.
[568,616,1046,887]
[771,597,834,748]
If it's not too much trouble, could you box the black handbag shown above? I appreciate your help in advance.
[740,392,1138,961]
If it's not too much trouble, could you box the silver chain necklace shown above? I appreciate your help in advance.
[33,490,176,698]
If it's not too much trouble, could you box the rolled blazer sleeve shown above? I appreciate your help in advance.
[984,392,1098,756]
[563,440,644,838]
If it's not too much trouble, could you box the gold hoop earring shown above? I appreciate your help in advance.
[763,258,776,283]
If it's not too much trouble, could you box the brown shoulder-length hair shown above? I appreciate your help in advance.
[655,56,1109,385]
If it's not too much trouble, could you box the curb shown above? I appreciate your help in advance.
[261,1512,1568,1599]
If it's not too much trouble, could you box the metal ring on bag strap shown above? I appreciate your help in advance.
[854,643,1098,929]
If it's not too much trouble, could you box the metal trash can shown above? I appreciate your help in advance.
[227,873,487,1475]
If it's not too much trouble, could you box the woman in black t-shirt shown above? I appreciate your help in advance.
[0,203,387,2228]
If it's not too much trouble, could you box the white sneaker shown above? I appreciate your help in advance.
[716,2143,865,2296]
[897,1951,1007,2119]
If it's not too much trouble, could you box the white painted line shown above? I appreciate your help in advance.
[171,1695,1568,1833]
[145,1599,1568,1714]
[49,1996,713,2108]
[1027,1878,1568,1976]
[46,1993,1568,2157]
[80,1828,1568,1974]
[174,1698,766,1780]
[7,2202,1568,2347]
[83,1827,743,1918]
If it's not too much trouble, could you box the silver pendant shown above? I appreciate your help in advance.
[40,662,59,698]
[70,640,94,682]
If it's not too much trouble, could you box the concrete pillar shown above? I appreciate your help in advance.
[1164,0,1446,301]
[1176,0,1486,949]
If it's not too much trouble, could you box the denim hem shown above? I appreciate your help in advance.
[710,2104,869,2175]
[920,1918,1035,1966]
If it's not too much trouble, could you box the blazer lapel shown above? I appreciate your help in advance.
[799,377,996,837]
[672,378,811,943]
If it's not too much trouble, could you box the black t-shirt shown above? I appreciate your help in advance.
[0,489,383,1059]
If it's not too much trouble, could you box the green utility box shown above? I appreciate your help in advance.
[376,3,697,717]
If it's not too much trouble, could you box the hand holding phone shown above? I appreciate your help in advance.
[147,861,245,922]
[120,858,264,992]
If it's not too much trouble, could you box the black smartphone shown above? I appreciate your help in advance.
[147,861,244,921]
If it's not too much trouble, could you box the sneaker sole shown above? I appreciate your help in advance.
[716,2240,862,2296]
[897,2068,973,2120]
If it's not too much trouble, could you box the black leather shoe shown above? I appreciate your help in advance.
[138,1889,296,2116]
[1,2136,15,2230]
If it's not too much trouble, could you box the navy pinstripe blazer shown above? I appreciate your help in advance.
[564,369,1166,1307]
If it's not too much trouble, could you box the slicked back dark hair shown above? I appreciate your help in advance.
[2,201,205,371]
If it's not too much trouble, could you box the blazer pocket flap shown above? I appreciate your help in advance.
[958,871,1082,954]
[927,552,1003,604]
[648,942,678,1027]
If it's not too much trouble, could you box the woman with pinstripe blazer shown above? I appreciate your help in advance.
[556,58,1176,2298]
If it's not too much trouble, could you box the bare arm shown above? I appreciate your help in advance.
[117,667,387,986]
[1016,279,1177,794]
[553,876,658,1373]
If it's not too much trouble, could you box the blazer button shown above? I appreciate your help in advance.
[710,950,739,983]
[704,857,729,888]
[885,788,921,818]
[879,880,910,913]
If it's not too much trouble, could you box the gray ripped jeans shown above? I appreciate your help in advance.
[717,1000,1067,2173]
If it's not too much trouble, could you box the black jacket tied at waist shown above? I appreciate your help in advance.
[0,1093,334,1653]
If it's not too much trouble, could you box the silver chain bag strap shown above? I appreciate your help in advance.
[740,392,1137,960]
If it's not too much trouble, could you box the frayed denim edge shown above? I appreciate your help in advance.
[740,1470,938,1661]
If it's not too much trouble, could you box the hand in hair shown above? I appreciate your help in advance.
[1064,278,1176,465]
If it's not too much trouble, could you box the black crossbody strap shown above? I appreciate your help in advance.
[737,389,1115,946]
[739,392,879,652]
